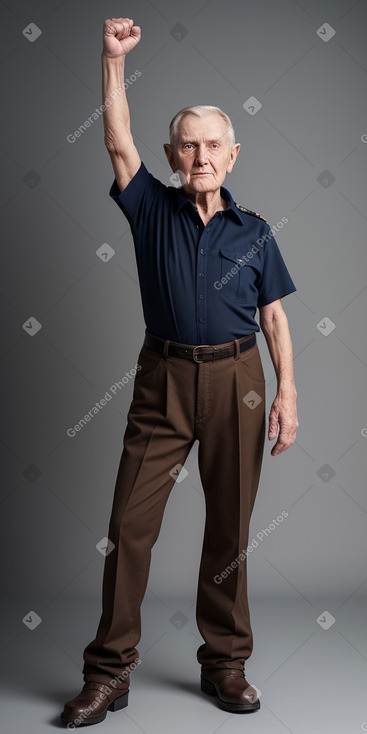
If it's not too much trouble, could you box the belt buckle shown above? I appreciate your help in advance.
[192,345,213,363]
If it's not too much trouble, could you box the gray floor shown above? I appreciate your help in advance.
[2,595,367,733]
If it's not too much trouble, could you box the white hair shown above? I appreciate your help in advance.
[169,105,236,150]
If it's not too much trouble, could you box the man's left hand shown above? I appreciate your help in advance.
[268,393,298,456]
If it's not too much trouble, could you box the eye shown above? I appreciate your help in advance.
[183,143,194,150]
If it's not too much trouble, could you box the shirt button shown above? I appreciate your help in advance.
[199,272,204,277]
[199,294,204,300]
[200,248,205,255]
[199,318,205,323]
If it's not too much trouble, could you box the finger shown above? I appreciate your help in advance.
[115,22,134,40]
[268,414,279,439]
[103,21,117,36]
[271,429,296,455]
[111,18,134,26]
[105,18,133,39]
[271,443,285,456]
[271,438,289,455]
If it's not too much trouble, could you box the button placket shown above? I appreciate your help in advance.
[196,226,210,344]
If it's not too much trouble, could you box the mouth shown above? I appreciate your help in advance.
[192,172,211,176]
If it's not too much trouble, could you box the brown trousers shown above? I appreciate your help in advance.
[82,332,266,686]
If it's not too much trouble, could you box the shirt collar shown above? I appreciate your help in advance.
[173,182,244,225]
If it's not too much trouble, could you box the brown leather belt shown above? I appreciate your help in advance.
[143,330,256,363]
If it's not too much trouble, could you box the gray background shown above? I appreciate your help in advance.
[1,1,367,732]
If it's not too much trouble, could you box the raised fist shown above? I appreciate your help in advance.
[102,17,141,58]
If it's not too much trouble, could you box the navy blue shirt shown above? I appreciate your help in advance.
[109,161,296,345]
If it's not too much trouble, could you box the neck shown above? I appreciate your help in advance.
[184,187,227,218]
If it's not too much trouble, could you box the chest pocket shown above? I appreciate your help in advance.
[219,247,261,305]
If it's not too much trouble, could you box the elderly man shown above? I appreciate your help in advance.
[61,17,298,727]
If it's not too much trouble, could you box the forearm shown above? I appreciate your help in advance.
[260,311,297,396]
[101,54,132,151]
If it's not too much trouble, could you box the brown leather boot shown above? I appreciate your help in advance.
[60,681,129,727]
[200,668,260,713]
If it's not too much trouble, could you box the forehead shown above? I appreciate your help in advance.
[177,112,229,142]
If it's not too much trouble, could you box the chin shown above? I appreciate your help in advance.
[191,178,214,188]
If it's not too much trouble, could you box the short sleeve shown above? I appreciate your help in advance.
[109,161,164,232]
[257,228,297,307]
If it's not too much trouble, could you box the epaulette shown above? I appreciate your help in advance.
[235,202,267,222]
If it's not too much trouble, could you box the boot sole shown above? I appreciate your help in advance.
[201,676,260,713]
[60,690,129,726]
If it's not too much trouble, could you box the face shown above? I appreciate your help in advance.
[164,112,240,196]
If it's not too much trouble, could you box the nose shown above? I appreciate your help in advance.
[195,143,209,166]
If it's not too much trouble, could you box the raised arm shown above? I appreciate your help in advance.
[101,17,141,192]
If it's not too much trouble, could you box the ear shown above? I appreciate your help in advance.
[226,143,241,173]
[163,143,177,171]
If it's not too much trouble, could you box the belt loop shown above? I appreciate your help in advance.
[162,338,170,359]
[234,338,240,360]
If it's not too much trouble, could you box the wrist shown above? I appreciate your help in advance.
[101,52,126,63]
[276,384,297,398]
[276,392,297,402]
